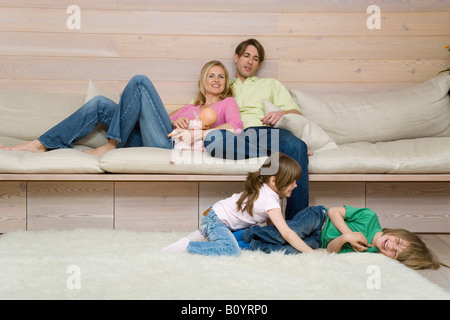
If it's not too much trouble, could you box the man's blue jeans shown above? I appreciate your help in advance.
[204,127,309,220]
[240,205,327,254]
[38,75,174,150]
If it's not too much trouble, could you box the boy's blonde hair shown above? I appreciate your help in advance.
[236,153,302,217]
[383,228,448,270]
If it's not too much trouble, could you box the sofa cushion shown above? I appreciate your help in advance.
[290,74,450,145]
[309,137,450,174]
[100,147,267,175]
[0,137,103,174]
[263,101,339,152]
[0,89,85,142]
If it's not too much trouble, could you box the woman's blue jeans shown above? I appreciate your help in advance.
[204,128,309,220]
[38,75,174,150]
[240,205,327,254]
[187,209,241,256]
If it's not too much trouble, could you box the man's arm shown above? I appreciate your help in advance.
[261,109,301,126]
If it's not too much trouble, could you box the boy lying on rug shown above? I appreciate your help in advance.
[233,205,447,270]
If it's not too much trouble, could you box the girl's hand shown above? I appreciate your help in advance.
[171,117,190,130]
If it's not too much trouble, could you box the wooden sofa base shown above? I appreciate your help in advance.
[0,174,449,233]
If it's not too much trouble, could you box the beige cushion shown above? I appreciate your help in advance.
[0,89,85,141]
[290,73,450,144]
[100,147,267,174]
[263,101,339,152]
[0,137,103,173]
[308,137,450,174]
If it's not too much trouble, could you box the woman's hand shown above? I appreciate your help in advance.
[171,117,190,130]
[169,129,203,143]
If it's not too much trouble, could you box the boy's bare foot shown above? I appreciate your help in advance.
[84,139,118,157]
[0,139,47,153]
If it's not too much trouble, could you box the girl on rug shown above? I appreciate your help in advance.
[163,153,318,256]
[233,205,448,270]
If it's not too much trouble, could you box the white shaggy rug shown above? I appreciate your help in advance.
[0,229,448,300]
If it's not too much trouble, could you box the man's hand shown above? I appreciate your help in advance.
[260,111,285,126]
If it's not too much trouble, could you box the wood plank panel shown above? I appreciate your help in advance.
[0,182,26,232]
[117,0,450,12]
[0,0,118,10]
[0,56,277,81]
[0,8,278,35]
[115,182,198,231]
[27,182,113,230]
[278,59,448,84]
[199,181,244,223]
[309,182,366,208]
[279,12,450,36]
[366,182,450,233]
[119,34,449,60]
[1,0,448,13]
[0,32,118,57]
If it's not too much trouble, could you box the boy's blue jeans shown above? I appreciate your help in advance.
[238,205,327,254]
[38,75,174,150]
[203,128,309,220]
[187,209,241,256]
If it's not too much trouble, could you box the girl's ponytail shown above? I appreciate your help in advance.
[236,153,302,216]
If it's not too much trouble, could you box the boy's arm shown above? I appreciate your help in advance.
[327,233,369,253]
[326,207,369,253]
[327,207,352,235]
[268,208,314,253]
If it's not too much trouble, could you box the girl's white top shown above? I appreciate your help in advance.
[212,183,281,231]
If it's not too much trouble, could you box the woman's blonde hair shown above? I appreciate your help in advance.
[236,153,302,217]
[193,60,233,106]
[383,228,449,270]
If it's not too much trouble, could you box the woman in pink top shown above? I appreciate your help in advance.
[163,153,320,256]
[1,60,242,157]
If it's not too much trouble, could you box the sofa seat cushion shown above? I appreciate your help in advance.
[0,137,103,174]
[309,137,450,174]
[100,147,267,175]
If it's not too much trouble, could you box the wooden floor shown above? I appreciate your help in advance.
[417,234,450,293]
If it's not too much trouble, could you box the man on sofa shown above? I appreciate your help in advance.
[204,39,309,220]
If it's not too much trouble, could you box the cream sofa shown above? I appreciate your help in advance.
[1,73,449,175]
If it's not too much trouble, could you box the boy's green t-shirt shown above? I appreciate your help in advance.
[320,205,383,253]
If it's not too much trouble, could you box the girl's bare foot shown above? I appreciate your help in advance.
[0,139,47,153]
[84,139,118,157]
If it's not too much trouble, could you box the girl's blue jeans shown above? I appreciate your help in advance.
[187,209,241,256]
[38,75,174,150]
[238,205,327,254]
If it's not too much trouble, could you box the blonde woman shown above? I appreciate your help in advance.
[0,60,242,157]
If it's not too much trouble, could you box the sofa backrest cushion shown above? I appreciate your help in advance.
[290,73,450,144]
[0,89,85,142]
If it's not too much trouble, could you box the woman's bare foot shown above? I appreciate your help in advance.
[84,139,118,157]
[0,139,47,153]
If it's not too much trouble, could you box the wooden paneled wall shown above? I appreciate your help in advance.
[0,0,449,111]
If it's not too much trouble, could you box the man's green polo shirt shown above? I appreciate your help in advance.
[230,77,300,129]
